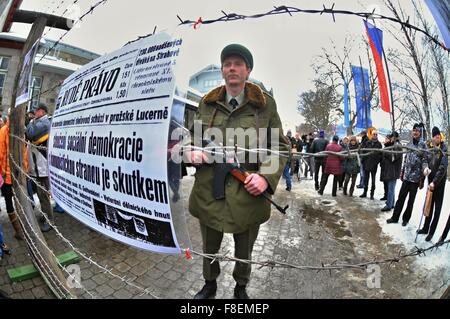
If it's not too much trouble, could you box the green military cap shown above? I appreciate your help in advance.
[220,44,253,69]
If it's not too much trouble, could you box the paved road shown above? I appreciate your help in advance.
[0,175,447,299]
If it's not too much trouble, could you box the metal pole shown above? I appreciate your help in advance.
[359,56,368,130]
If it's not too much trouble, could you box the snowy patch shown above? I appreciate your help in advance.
[376,180,450,277]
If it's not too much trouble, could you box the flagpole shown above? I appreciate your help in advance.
[369,19,396,134]
[358,56,369,130]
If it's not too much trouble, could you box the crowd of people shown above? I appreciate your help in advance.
[284,124,449,245]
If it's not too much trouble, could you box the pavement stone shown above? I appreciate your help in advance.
[1,177,448,299]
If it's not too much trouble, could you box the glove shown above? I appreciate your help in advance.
[419,177,425,190]
[429,182,435,191]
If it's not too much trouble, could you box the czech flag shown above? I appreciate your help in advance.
[364,20,391,113]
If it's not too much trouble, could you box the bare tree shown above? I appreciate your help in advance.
[312,36,382,135]
[412,0,450,178]
[297,83,342,133]
[383,0,435,136]
[312,37,356,135]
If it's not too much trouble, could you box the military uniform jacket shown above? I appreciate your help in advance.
[188,82,288,233]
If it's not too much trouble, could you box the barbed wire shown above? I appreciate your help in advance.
[11,133,449,159]
[42,0,80,39]
[10,134,50,151]
[176,5,449,52]
[190,238,450,273]
[8,156,160,299]
[124,25,158,47]
[177,143,449,161]
[14,81,63,111]
[7,143,450,296]
[12,201,75,299]
[12,187,94,298]
[9,155,53,198]
[37,0,108,65]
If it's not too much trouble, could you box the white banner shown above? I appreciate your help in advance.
[48,32,184,253]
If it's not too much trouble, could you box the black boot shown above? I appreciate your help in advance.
[359,191,367,198]
[370,192,374,200]
[234,284,249,299]
[417,228,428,235]
[343,187,347,196]
[194,280,217,299]
[386,218,398,224]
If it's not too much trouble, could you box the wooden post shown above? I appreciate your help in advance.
[9,16,76,299]
[442,285,450,299]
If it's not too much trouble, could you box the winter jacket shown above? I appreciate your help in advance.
[343,142,360,175]
[362,139,382,171]
[380,141,403,181]
[295,138,303,152]
[0,123,28,184]
[188,82,288,234]
[426,142,448,186]
[324,142,343,175]
[310,137,329,163]
[26,115,50,178]
[402,138,428,183]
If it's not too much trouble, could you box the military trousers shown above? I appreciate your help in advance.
[200,223,260,286]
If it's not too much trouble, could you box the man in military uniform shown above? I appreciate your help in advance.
[186,44,287,299]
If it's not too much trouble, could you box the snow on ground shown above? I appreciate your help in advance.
[287,171,450,276]
[377,180,450,272]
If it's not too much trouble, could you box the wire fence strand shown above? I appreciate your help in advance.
[176,5,449,52]
[9,157,160,299]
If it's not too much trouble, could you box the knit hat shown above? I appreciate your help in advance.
[319,129,325,138]
[432,126,440,137]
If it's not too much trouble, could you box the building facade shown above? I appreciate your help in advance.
[0,32,100,114]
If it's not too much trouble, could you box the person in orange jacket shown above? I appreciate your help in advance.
[0,115,28,240]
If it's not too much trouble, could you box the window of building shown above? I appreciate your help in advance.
[0,56,11,105]
[29,76,42,109]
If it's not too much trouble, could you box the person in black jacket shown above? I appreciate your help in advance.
[310,130,329,190]
[417,127,448,242]
[360,130,383,199]
[380,132,403,211]
[304,133,314,179]
[343,136,360,196]
[357,130,368,188]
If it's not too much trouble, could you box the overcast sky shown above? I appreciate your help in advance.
[10,0,440,133]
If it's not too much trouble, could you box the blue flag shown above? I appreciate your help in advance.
[351,65,372,129]
[424,0,450,49]
[344,80,350,127]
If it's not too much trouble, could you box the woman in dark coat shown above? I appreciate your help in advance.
[318,135,343,197]
[343,136,360,196]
